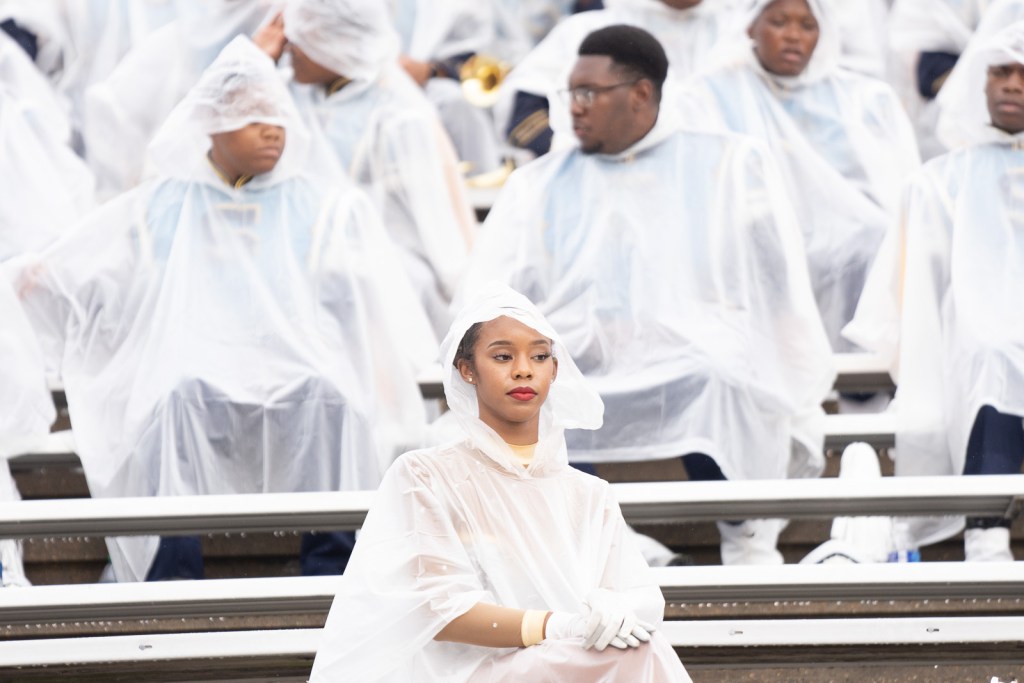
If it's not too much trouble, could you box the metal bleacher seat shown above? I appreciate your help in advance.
[2,475,1020,538]
[2,563,1021,626]
[1,615,1021,681]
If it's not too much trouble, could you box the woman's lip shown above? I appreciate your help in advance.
[996,100,1024,112]
[507,388,537,401]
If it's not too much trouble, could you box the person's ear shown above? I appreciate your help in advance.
[456,358,475,385]
[633,79,654,110]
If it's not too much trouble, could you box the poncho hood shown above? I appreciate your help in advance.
[440,283,604,477]
[148,35,310,184]
[938,19,1024,148]
[284,0,400,84]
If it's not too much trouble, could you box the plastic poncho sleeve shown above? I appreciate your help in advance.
[596,486,666,628]
[310,453,494,682]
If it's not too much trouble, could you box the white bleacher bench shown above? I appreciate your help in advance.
[23,351,893,467]
[43,352,894,408]
[832,351,893,392]
[651,562,1024,603]
[0,564,1020,625]
[0,617,1021,674]
[5,410,900,472]
[823,411,898,449]
[1,475,1020,539]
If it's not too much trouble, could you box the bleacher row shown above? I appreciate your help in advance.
[2,354,1023,681]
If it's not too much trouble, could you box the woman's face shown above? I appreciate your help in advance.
[749,0,820,77]
[457,316,558,443]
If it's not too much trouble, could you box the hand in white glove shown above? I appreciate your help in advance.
[543,611,589,641]
[581,588,655,651]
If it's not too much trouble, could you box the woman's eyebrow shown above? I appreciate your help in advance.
[485,339,551,347]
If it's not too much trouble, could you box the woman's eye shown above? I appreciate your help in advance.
[493,353,512,361]
[533,353,551,361]
[802,21,817,31]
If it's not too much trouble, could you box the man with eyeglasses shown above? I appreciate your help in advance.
[497,0,739,158]
[459,25,834,566]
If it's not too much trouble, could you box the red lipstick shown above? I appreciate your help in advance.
[507,386,537,401]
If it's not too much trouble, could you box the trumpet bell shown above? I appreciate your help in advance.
[459,54,510,108]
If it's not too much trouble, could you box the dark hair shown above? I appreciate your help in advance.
[453,322,485,368]
[577,24,669,102]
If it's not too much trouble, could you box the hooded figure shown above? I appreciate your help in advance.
[0,279,55,587]
[0,30,94,262]
[675,0,920,350]
[309,283,690,682]
[81,0,274,198]
[845,21,1024,561]
[8,36,434,582]
[887,0,990,159]
[935,0,1024,149]
[278,0,477,336]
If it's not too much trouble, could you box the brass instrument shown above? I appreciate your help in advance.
[459,54,510,108]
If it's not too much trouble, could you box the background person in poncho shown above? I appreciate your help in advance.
[0,29,94,263]
[459,24,834,565]
[675,0,920,352]
[497,0,743,158]
[310,283,691,682]
[846,20,1024,563]
[254,0,477,337]
[7,36,434,582]
[0,279,55,587]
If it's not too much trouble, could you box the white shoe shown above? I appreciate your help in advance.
[717,519,784,565]
[829,443,893,563]
[964,527,1014,562]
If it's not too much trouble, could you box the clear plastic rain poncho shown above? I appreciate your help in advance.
[389,0,493,62]
[887,0,989,158]
[285,0,476,335]
[845,21,1024,548]
[81,0,273,198]
[675,0,921,350]
[457,113,834,480]
[0,279,55,587]
[0,0,177,141]
[0,30,95,262]
[388,0,506,175]
[936,0,1024,148]
[494,0,744,149]
[310,283,690,683]
[8,36,434,581]
[831,0,891,79]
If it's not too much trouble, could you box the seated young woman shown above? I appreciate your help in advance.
[309,283,691,682]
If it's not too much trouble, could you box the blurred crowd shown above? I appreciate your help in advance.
[0,0,1022,587]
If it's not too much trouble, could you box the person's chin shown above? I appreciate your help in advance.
[251,160,281,177]
[770,61,806,78]
[578,139,603,155]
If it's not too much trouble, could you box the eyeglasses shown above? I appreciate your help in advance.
[557,80,640,108]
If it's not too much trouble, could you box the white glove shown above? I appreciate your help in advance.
[581,588,655,651]
[543,611,589,641]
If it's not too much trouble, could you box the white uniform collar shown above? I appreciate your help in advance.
[594,108,680,162]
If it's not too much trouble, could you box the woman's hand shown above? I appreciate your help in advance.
[580,588,655,651]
